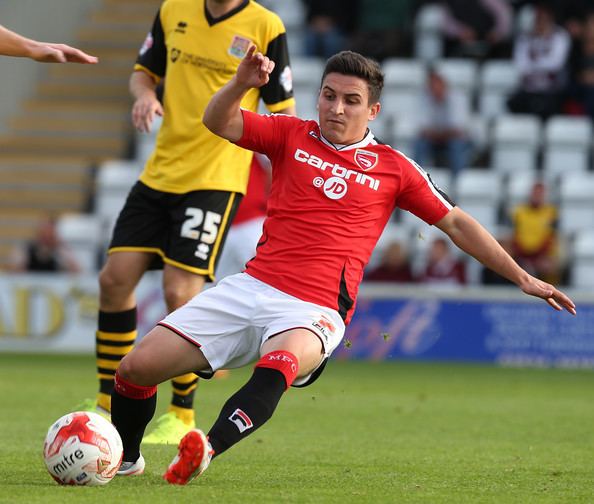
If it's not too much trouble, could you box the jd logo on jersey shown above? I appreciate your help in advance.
[323,177,347,200]
[354,149,378,171]
[175,21,187,34]
[170,48,181,63]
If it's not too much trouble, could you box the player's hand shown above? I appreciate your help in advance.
[131,92,164,133]
[30,42,98,64]
[519,276,576,315]
[235,45,275,89]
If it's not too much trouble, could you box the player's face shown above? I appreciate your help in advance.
[318,73,380,145]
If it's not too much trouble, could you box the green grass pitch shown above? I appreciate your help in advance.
[0,353,592,503]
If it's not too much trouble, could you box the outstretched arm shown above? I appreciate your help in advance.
[0,24,97,63]
[203,46,276,142]
[435,207,576,315]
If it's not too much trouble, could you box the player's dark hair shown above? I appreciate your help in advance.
[321,51,384,104]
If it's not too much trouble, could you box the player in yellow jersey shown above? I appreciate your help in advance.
[82,0,295,448]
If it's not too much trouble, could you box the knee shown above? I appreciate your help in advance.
[117,352,155,387]
[162,284,195,311]
[99,265,128,295]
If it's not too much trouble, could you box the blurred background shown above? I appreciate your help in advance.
[0,0,592,364]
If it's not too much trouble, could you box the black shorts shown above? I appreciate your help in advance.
[109,181,242,280]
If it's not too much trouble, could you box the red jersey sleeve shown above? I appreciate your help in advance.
[395,154,454,225]
[235,110,288,160]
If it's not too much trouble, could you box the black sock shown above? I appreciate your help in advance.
[96,308,137,412]
[111,388,157,462]
[208,367,286,457]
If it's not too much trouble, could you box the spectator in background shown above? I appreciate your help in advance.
[350,0,416,61]
[420,237,466,286]
[511,181,561,284]
[8,217,80,273]
[441,0,513,60]
[301,0,358,59]
[0,23,97,63]
[412,68,471,177]
[365,240,414,283]
[507,1,571,120]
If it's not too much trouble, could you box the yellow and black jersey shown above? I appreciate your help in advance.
[135,0,295,194]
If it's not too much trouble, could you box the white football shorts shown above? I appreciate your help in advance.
[158,272,346,386]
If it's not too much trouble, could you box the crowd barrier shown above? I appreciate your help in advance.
[1,273,592,369]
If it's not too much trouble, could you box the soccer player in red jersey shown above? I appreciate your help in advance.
[110,48,576,484]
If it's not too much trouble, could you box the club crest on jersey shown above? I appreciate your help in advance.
[228,36,252,59]
[354,149,378,171]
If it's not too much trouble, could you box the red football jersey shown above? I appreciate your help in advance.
[236,111,454,323]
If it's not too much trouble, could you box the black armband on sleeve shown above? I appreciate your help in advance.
[260,32,293,105]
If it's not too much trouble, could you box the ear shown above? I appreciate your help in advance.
[368,102,381,121]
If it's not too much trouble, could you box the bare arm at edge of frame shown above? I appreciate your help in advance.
[0,24,97,63]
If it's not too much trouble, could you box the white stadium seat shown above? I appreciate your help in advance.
[434,59,479,95]
[382,59,427,121]
[414,3,445,61]
[479,60,519,119]
[558,173,594,235]
[492,114,541,174]
[455,169,503,233]
[95,160,142,239]
[290,57,324,118]
[391,117,417,158]
[135,115,162,165]
[261,0,305,30]
[505,171,539,216]
[543,116,593,181]
[383,58,427,90]
[571,230,594,288]
[57,214,103,272]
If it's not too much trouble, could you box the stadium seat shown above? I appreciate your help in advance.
[262,0,305,31]
[492,114,542,174]
[413,3,445,61]
[478,60,519,119]
[558,173,594,235]
[543,116,593,181]
[95,160,142,239]
[57,214,103,272]
[135,115,162,165]
[571,230,594,288]
[382,59,427,121]
[434,59,479,96]
[290,57,324,118]
[454,169,503,233]
[515,4,535,34]
[505,170,539,217]
[391,117,417,158]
